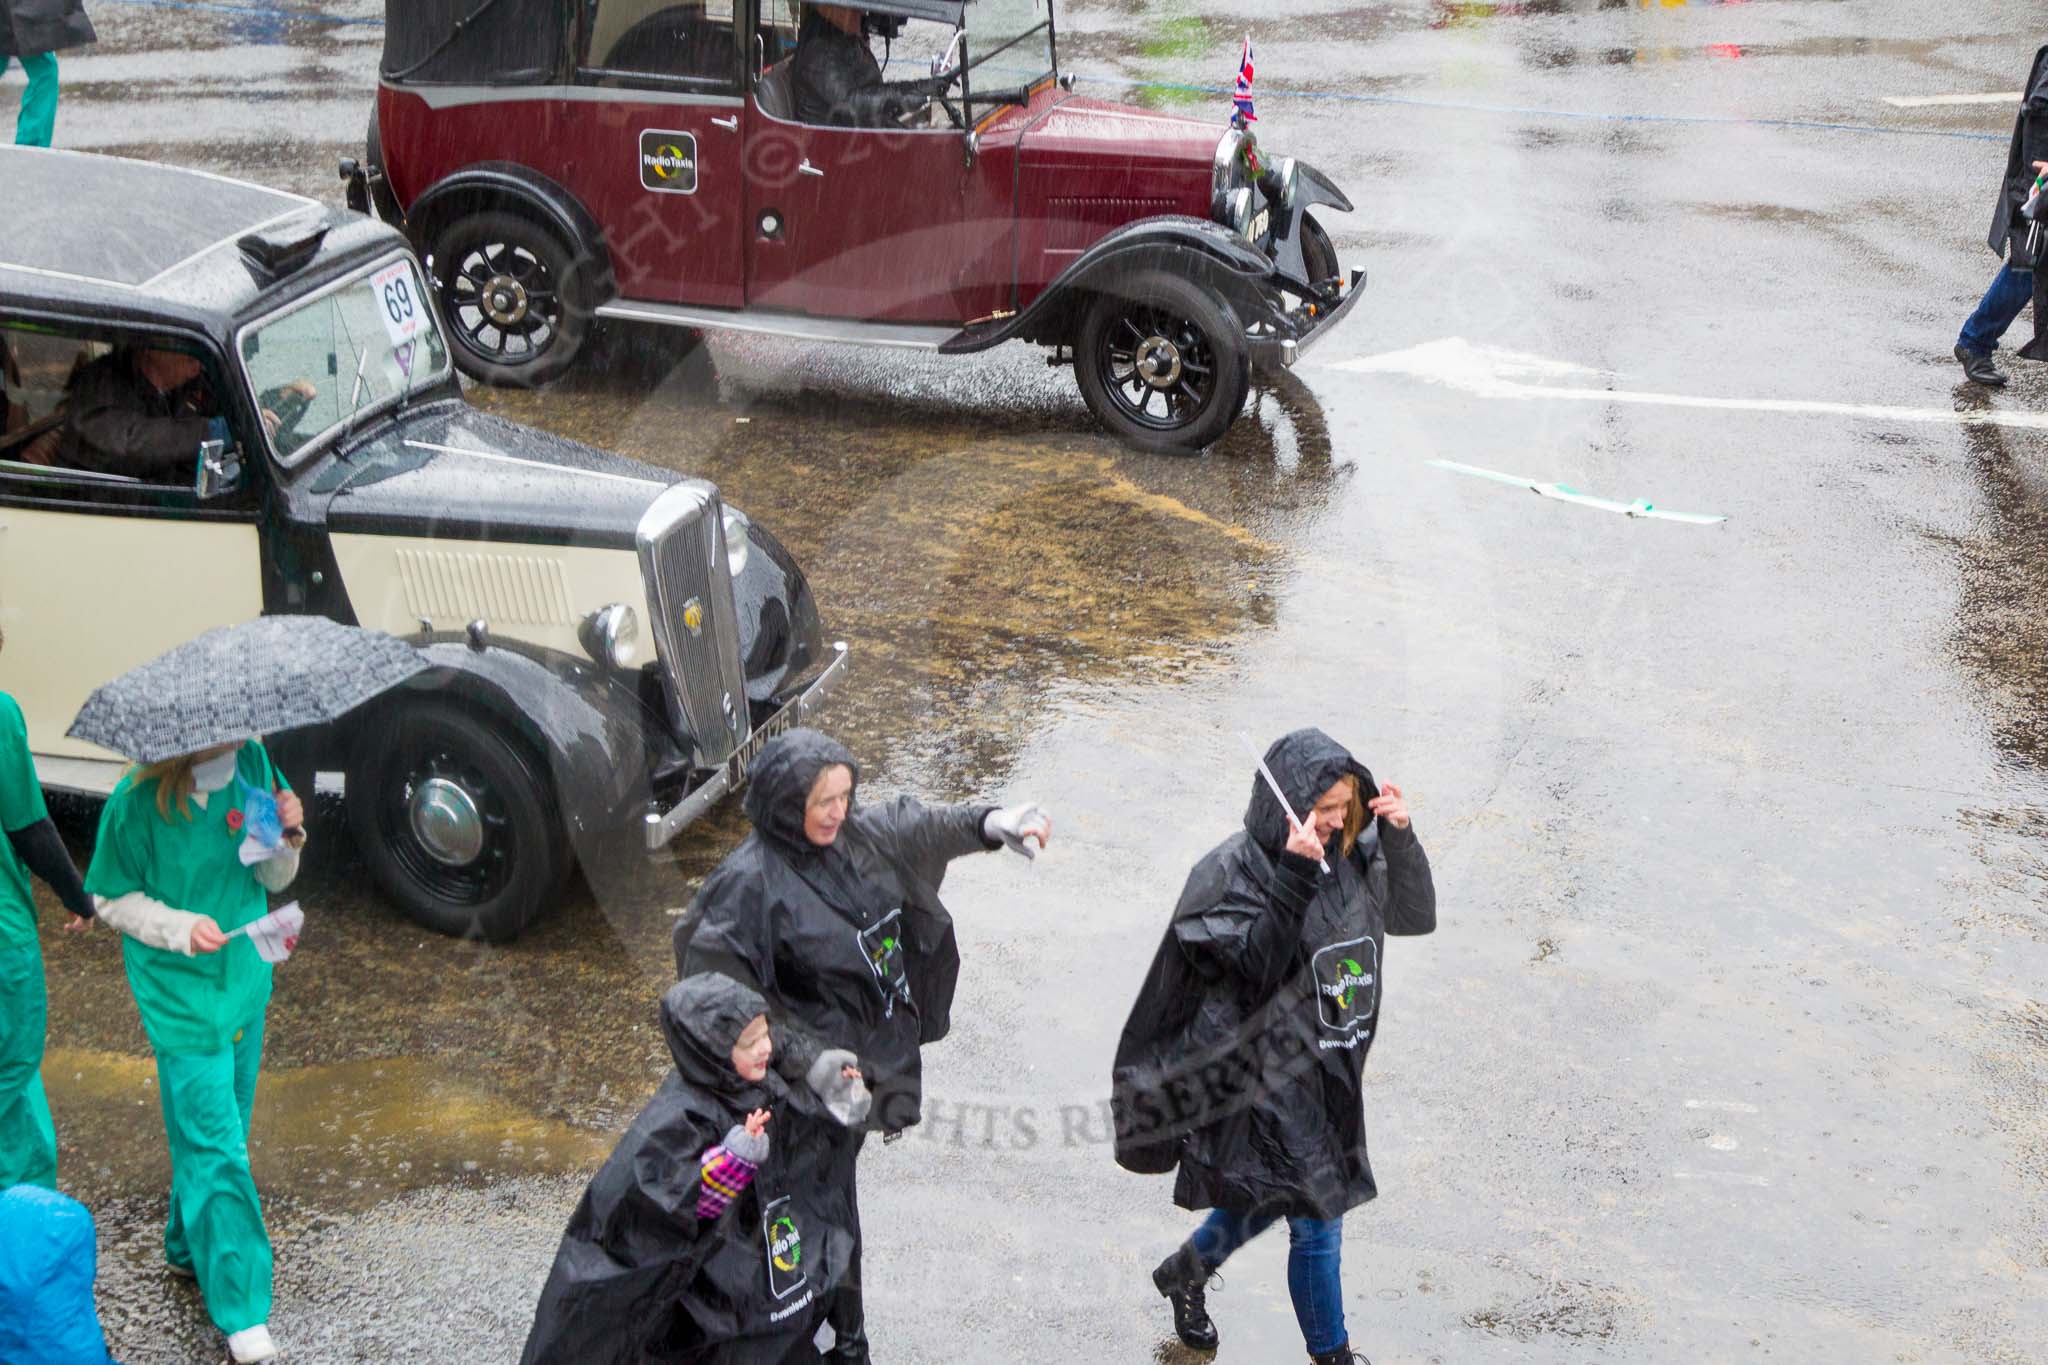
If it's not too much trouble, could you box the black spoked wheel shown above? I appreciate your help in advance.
[346,701,569,942]
[1075,270,1250,454]
[1301,210,1340,292]
[431,210,589,388]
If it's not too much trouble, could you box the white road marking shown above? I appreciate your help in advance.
[1684,1099,1762,1113]
[1427,459,1727,524]
[1881,92,2019,108]
[1673,1170,1772,1187]
[1330,337,2048,433]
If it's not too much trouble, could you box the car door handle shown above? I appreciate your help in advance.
[797,159,824,178]
[711,116,738,131]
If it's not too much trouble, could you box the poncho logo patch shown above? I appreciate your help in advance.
[856,908,912,1018]
[1312,937,1377,1048]
[761,1196,808,1301]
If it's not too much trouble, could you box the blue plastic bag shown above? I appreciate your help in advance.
[0,1184,117,1365]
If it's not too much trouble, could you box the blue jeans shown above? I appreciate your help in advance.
[1193,1209,1347,1354]
[1958,261,2034,355]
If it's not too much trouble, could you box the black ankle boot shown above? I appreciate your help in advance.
[1308,1344,1371,1365]
[825,1330,869,1364]
[1151,1242,1220,1351]
[1957,344,2009,387]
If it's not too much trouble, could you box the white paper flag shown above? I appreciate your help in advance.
[230,902,305,964]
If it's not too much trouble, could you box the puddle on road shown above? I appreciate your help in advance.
[45,1047,614,1213]
[470,335,1344,791]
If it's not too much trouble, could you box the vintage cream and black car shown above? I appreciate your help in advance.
[0,148,845,941]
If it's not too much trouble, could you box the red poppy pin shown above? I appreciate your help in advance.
[226,809,245,833]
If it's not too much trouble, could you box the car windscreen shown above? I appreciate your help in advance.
[237,257,451,466]
[966,0,1051,90]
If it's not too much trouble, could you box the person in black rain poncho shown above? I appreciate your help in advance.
[521,973,869,1365]
[674,728,1050,1364]
[1112,729,1435,1365]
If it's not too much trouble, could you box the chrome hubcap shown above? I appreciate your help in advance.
[410,777,485,866]
[1135,336,1183,390]
[482,274,530,327]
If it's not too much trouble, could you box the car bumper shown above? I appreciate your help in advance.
[1250,267,1366,371]
[641,641,850,849]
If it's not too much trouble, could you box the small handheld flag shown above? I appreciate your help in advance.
[1233,33,1256,125]
[230,902,305,964]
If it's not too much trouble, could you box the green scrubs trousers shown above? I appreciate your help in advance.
[5,53,58,149]
[0,945,57,1190]
[156,1010,270,1334]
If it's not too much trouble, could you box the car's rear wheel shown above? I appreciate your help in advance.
[346,700,569,942]
[1074,270,1250,454]
[431,210,589,388]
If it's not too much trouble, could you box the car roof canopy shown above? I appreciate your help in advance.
[796,0,967,23]
[382,0,570,85]
[0,147,315,291]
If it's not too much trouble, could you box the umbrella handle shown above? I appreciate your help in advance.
[274,779,306,846]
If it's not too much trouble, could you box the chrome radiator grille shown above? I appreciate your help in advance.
[635,483,750,767]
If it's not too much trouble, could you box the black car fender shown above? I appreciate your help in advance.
[404,162,617,307]
[939,216,1274,355]
[360,637,682,837]
[1268,158,1354,293]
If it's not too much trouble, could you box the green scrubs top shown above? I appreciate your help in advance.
[84,741,288,1057]
[0,692,51,950]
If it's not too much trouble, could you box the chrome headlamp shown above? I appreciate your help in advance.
[1223,186,1259,240]
[1261,155,1299,211]
[579,602,640,669]
[1212,127,1252,220]
[720,503,752,578]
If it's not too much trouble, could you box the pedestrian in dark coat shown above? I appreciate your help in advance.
[521,973,867,1365]
[1956,42,2048,386]
[673,728,1050,1365]
[1,0,95,148]
[1112,728,1435,1365]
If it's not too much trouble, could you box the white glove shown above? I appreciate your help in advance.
[807,1048,872,1128]
[983,803,1051,860]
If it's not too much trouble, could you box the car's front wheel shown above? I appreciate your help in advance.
[346,701,570,942]
[1074,270,1251,454]
[431,210,590,388]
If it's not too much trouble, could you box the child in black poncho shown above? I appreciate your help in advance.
[522,973,868,1365]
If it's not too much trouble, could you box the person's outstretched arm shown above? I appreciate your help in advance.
[5,820,92,924]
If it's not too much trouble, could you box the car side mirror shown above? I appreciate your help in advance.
[196,438,241,500]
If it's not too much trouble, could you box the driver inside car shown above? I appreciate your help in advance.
[791,3,934,128]
[59,347,313,481]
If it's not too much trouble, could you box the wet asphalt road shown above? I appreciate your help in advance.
[14,0,2048,1360]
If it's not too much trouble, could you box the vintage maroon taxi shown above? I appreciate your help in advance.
[348,0,1363,451]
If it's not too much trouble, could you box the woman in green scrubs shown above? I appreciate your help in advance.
[0,685,93,1191]
[86,737,303,1365]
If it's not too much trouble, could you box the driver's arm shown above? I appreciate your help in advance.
[67,401,212,480]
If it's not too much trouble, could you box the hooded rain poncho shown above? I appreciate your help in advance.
[674,729,996,1134]
[1111,728,1436,1220]
[521,973,854,1365]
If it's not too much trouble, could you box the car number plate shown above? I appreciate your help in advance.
[1247,208,1270,242]
[723,692,803,786]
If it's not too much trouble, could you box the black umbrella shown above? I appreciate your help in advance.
[66,615,429,764]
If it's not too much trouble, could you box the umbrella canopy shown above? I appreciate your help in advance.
[66,616,430,764]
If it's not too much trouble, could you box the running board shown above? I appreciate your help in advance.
[36,755,128,797]
[594,300,958,351]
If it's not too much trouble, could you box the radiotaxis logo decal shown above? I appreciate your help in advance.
[770,1215,802,1273]
[1311,937,1377,1050]
[639,129,699,194]
[761,1195,810,1308]
[857,908,913,1019]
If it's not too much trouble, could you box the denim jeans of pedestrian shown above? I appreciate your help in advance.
[1192,1208,1347,1355]
[4,52,59,148]
[1958,259,2034,356]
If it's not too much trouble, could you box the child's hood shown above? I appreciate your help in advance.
[661,974,770,1095]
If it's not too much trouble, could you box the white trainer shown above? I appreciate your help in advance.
[226,1324,278,1363]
